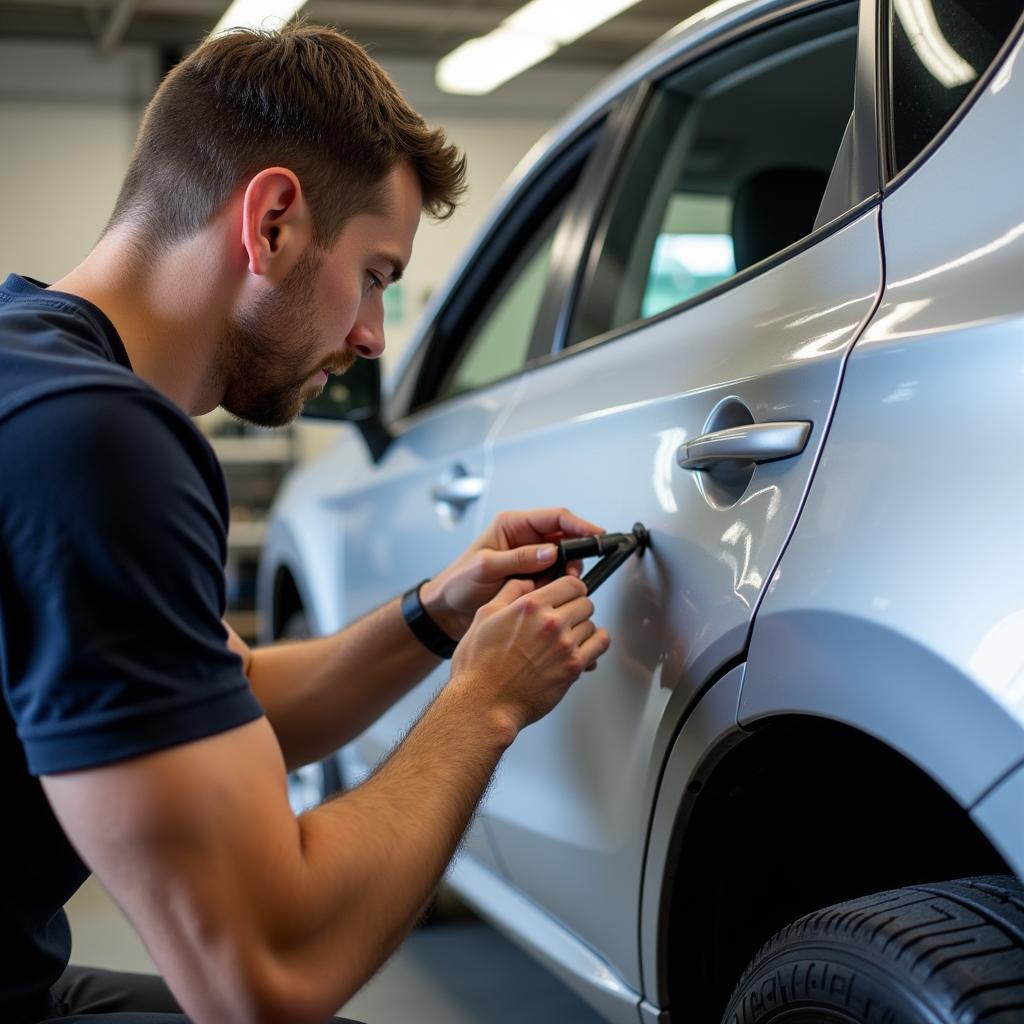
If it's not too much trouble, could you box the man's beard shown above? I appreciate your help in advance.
[218,249,350,428]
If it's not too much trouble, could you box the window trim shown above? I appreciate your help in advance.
[553,0,872,359]
[538,81,652,358]
[880,6,1024,192]
[528,194,880,370]
[391,118,607,421]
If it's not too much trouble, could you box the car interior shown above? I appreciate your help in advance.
[572,6,859,343]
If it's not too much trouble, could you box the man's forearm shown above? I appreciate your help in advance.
[272,676,515,1018]
[247,596,446,770]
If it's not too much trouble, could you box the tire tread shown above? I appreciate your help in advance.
[724,875,1024,1024]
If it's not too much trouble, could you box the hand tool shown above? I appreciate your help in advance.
[555,522,650,594]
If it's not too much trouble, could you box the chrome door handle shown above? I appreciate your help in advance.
[676,421,811,470]
[431,475,485,506]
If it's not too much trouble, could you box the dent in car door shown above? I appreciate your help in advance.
[474,4,881,988]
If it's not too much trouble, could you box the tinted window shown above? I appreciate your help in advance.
[569,6,857,348]
[890,0,1023,172]
[439,201,564,400]
[404,127,597,413]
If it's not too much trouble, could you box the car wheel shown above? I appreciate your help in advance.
[722,876,1024,1024]
[280,609,345,812]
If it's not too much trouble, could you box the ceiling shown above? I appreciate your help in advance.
[0,0,703,67]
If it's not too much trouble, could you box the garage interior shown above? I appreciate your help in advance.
[4,1,1022,1022]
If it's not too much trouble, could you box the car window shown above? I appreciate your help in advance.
[888,0,1023,173]
[438,199,565,400]
[568,5,858,348]
[400,126,598,415]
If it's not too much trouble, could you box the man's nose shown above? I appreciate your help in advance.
[346,309,385,359]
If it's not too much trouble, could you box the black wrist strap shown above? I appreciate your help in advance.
[401,580,458,659]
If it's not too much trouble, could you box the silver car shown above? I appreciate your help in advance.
[259,0,1024,1020]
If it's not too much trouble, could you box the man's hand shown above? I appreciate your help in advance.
[420,507,604,640]
[450,574,611,733]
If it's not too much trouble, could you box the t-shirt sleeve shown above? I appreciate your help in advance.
[0,387,264,775]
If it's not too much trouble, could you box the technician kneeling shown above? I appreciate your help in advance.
[0,23,610,1024]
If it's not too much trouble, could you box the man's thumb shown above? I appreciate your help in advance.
[489,543,559,578]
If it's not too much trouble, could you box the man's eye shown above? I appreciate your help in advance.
[366,272,384,293]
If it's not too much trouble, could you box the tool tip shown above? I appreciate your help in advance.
[632,522,650,552]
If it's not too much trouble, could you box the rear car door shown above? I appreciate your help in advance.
[473,0,885,986]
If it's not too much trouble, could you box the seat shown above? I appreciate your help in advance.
[731,166,830,272]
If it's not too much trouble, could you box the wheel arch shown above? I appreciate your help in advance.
[256,517,324,644]
[640,682,1012,1022]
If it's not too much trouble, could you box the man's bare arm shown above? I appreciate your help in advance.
[44,576,609,1024]
[226,595,444,771]
[228,507,604,771]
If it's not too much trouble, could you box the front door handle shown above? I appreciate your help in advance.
[431,474,485,507]
[676,421,812,470]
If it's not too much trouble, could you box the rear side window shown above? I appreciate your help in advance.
[568,5,858,348]
[889,0,1023,173]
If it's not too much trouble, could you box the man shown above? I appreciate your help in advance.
[0,23,610,1024]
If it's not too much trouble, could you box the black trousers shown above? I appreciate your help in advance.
[46,965,366,1023]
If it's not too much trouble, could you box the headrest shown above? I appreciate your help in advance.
[731,167,829,272]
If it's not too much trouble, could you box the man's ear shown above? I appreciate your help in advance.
[240,167,313,281]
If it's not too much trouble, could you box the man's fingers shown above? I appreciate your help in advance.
[561,595,595,629]
[498,508,605,549]
[489,577,536,609]
[530,574,588,608]
[577,628,611,668]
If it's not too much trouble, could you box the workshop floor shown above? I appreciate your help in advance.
[67,878,607,1023]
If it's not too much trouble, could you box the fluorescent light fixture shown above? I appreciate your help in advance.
[894,0,976,88]
[505,0,644,47]
[212,0,305,36]
[436,26,558,95]
[437,0,643,94]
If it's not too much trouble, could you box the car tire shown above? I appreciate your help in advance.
[280,609,345,811]
[722,876,1024,1024]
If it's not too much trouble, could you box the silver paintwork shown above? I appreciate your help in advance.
[638,665,748,1003]
[739,27,1024,813]
[446,854,642,1024]
[259,5,1024,1021]
[973,764,1024,878]
[469,210,881,988]
[675,420,811,469]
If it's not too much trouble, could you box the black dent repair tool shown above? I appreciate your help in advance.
[556,522,650,594]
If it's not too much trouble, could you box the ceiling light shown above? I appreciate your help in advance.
[437,0,643,95]
[505,0,644,47]
[436,27,558,95]
[212,0,305,36]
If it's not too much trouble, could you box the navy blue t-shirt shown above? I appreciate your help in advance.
[0,274,264,1022]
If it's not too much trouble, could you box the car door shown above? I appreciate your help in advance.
[473,0,885,986]
[339,125,604,792]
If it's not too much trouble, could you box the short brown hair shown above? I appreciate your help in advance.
[108,22,467,249]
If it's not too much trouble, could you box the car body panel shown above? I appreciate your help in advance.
[638,665,748,1003]
[473,209,882,984]
[446,853,643,1024]
[973,761,1024,878]
[739,26,1024,810]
